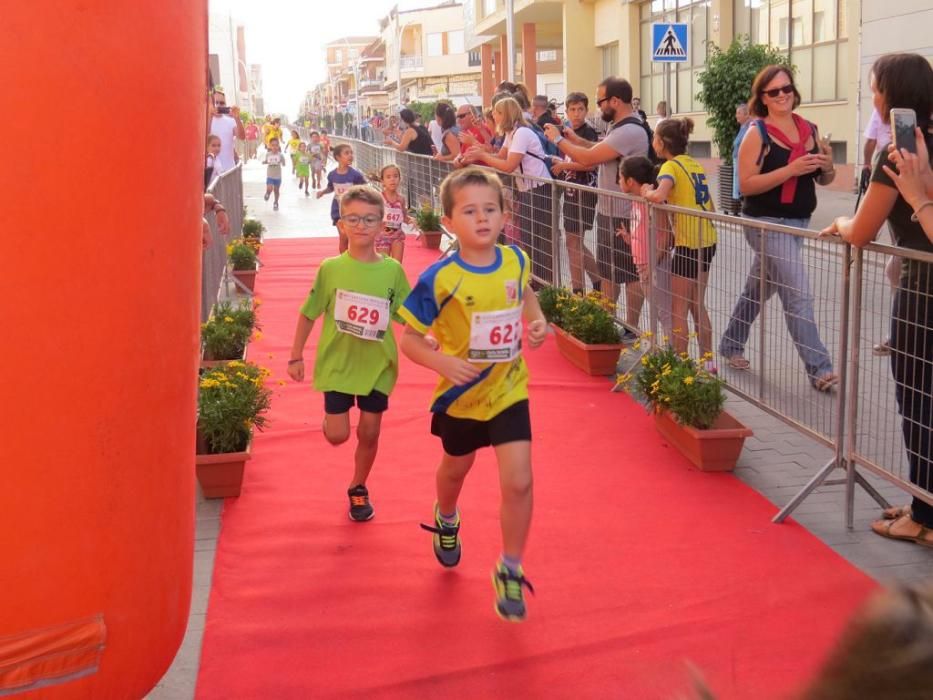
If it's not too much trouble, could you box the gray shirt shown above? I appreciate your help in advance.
[597,121,650,217]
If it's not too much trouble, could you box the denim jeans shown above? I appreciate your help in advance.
[719,216,833,379]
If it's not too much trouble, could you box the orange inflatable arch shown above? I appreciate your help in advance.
[1,1,204,696]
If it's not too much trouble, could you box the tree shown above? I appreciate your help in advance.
[696,37,792,157]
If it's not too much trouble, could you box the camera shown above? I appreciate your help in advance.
[217,106,231,115]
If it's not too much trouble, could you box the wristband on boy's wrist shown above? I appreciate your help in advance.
[288,358,303,365]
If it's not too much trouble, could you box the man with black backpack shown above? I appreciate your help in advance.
[544,77,652,340]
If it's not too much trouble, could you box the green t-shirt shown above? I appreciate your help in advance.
[300,252,411,396]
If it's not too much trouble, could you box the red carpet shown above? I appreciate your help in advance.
[196,238,875,699]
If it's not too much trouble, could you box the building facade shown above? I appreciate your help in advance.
[208,9,264,117]
[380,2,482,109]
[466,0,932,169]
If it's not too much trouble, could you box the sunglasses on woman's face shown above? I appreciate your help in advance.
[762,84,795,99]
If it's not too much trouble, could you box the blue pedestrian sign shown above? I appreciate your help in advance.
[652,23,688,63]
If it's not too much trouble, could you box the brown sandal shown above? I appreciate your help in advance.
[811,373,839,393]
[725,355,750,370]
[871,514,933,548]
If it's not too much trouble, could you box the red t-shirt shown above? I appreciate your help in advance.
[459,126,486,155]
[245,124,259,140]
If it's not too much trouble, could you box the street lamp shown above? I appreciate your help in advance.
[395,18,414,112]
[505,0,515,83]
[236,59,254,115]
[341,38,362,138]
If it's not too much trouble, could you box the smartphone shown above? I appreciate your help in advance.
[217,106,231,115]
[890,108,917,154]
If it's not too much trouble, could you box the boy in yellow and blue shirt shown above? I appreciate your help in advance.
[398,167,548,622]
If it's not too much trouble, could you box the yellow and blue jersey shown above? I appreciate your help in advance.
[399,244,531,421]
[658,154,718,249]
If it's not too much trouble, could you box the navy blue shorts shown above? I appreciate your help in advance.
[430,400,532,457]
[266,177,282,187]
[324,389,389,415]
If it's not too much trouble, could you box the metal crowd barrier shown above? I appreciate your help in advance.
[202,164,244,322]
[330,136,932,526]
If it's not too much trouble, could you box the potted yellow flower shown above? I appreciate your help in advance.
[200,300,257,367]
[228,240,259,292]
[414,205,444,250]
[617,343,752,472]
[538,286,624,376]
[196,360,272,497]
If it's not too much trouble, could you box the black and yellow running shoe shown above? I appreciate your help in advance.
[492,562,534,622]
[419,504,461,567]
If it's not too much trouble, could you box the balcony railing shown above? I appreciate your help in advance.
[400,55,423,71]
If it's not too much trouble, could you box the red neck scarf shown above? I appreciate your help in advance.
[764,113,813,204]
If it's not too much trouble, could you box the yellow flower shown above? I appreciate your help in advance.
[661,335,670,344]
[662,367,672,377]
[642,331,654,338]
[684,376,695,386]
[254,298,263,306]
[632,341,641,351]
[702,351,714,360]
[641,355,649,366]
[223,316,234,323]
[252,331,263,341]
[227,360,244,369]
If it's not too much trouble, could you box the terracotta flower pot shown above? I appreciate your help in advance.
[200,341,248,369]
[232,265,257,293]
[653,410,753,472]
[551,324,624,376]
[195,435,252,498]
[420,230,443,250]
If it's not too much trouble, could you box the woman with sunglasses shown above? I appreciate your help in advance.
[719,64,838,393]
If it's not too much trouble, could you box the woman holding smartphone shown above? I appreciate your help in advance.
[822,53,933,549]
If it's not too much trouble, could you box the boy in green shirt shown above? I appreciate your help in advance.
[287,186,411,521]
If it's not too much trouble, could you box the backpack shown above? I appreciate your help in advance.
[516,124,559,175]
[752,118,819,166]
[612,116,660,165]
[527,121,561,158]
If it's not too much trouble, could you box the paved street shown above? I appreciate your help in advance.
[150,159,931,699]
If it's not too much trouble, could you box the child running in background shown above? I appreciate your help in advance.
[309,132,326,190]
[295,142,311,196]
[641,118,717,369]
[317,144,367,253]
[263,137,285,211]
[370,164,411,262]
[287,129,301,175]
[287,186,411,522]
[398,167,549,623]
[620,156,673,340]
[205,134,221,190]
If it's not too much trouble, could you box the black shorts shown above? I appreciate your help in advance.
[324,389,389,415]
[671,244,717,280]
[430,400,532,457]
[596,214,638,284]
[561,187,597,234]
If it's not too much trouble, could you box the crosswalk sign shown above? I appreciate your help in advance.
[652,23,688,63]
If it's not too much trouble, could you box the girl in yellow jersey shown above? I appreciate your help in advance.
[399,168,548,623]
[286,129,302,175]
[642,118,718,369]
